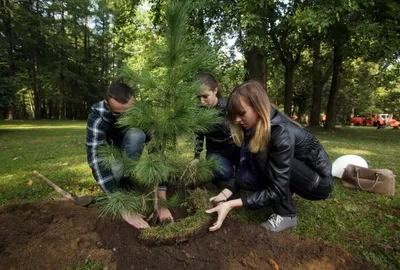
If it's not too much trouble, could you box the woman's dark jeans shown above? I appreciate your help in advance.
[273,158,333,217]
[207,153,235,186]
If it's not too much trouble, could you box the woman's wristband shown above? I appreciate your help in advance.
[221,191,228,200]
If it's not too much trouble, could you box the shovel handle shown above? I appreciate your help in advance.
[32,170,76,201]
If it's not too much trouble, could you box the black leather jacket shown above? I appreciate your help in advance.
[227,107,332,210]
[194,97,237,160]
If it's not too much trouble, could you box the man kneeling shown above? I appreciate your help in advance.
[86,82,173,228]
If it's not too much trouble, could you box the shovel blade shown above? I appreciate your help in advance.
[74,195,93,207]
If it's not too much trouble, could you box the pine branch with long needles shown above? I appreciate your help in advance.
[96,190,154,220]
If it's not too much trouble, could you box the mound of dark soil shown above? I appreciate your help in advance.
[0,201,375,270]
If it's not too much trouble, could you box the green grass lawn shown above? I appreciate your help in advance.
[0,121,399,269]
[0,120,102,204]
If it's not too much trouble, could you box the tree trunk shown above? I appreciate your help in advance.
[4,6,16,119]
[32,55,41,119]
[310,38,323,126]
[101,17,107,92]
[54,101,60,119]
[270,30,301,117]
[295,96,308,123]
[78,101,88,119]
[58,0,66,118]
[88,27,91,64]
[6,105,17,120]
[41,98,47,118]
[48,100,52,119]
[325,42,343,129]
[31,0,41,120]
[244,47,266,86]
[2,108,7,120]
[150,185,159,226]
[84,16,88,64]
[61,100,66,120]
[284,62,295,116]
[74,14,78,56]
[22,91,28,119]
[310,37,333,126]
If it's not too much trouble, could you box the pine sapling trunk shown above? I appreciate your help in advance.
[151,184,159,226]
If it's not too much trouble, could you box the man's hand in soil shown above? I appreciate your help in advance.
[157,189,174,223]
[206,199,243,232]
[158,206,174,223]
[122,211,151,229]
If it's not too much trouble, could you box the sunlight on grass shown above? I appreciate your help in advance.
[0,125,85,129]
[0,120,86,130]
[0,120,95,204]
[329,148,376,156]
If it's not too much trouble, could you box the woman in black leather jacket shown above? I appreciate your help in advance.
[193,73,239,187]
[206,80,333,232]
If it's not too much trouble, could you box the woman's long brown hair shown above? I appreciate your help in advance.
[227,80,271,153]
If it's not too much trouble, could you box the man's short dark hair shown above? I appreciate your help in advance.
[106,82,135,104]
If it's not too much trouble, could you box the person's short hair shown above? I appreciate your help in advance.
[196,73,218,90]
[106,82,135,104]
[196,72,221,97]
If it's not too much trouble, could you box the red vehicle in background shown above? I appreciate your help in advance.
[388,118,399,129]
[350,116,365,126]
[350,114,399,129]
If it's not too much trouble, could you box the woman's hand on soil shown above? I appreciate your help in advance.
[122,211,151,229]
[205,202,232,232]
[158,206,174,222]
[209,193,227,206]
[209,189,232,206]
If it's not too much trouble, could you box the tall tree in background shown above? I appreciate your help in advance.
[295,3,333,126]
[268,0,306,116]
[0,0,115,119]
[323,0,381,129]
[152,0,271,86]
[0,0,16,118]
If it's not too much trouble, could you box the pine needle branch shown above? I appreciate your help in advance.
[159,193,182,209]
[131,153,170,188]
[96,190,154,220]
[97,144,125,171]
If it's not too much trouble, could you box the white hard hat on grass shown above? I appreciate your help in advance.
[331,155,368,178]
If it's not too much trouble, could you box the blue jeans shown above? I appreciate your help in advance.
[207,153,235,185]
[111,128,146,186]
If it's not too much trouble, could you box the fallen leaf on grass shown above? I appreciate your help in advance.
[267,258,279,270]
[27,179,33,186]
[13,157,20,160]
[333,198,340,204]
[0,146,7,150]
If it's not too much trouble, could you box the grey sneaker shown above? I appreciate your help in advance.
[261,213,297,232]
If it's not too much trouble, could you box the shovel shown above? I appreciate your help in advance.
[32,170,93,207]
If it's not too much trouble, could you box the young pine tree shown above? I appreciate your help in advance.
[98,0,222,225]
